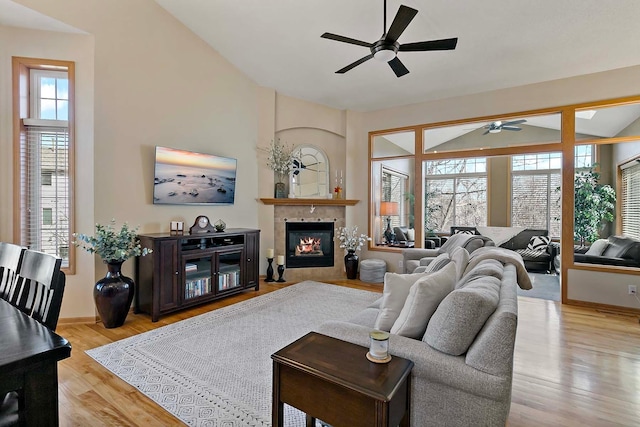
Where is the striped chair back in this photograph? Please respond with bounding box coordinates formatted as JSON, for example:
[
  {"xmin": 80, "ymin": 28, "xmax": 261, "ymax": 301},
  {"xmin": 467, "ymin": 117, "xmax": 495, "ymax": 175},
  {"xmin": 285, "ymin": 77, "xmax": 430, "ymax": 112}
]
[
  {"xmin": 0, "ymin": 243, "xmax": 26, "ymax": 301},
  {"xmin": 13, "ymin": 249, "xmax": 65, "ymax": 331}
]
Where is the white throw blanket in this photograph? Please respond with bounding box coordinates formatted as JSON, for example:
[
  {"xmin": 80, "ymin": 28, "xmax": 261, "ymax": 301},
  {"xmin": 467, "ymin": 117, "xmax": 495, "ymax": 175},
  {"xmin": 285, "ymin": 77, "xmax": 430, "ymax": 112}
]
[
  {"xmin": 476, "ymin": 226, "xmax": 526, "ymax": 247},
  {"xmin": 466, "ymin": 246, "xmax": 533, "ymax": 290}
]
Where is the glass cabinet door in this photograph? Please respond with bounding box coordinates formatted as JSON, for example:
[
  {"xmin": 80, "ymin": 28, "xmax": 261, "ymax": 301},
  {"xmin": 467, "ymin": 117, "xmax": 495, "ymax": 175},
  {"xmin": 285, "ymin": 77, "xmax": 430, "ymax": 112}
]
[
  {"xmin": 183, "ymin": 255, "xmax": 213, "ymax": 301},
  {"xmin": 217, "ymin": 250, "xmax": 243, "ymax": 292}
]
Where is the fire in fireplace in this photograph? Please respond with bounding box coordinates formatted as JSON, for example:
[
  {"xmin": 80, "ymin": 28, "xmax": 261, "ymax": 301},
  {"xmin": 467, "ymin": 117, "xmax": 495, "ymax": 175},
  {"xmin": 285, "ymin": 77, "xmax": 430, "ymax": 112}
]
[{"xmin": 286, "ymin": 222, "xmax": 334, "ymax": 268}]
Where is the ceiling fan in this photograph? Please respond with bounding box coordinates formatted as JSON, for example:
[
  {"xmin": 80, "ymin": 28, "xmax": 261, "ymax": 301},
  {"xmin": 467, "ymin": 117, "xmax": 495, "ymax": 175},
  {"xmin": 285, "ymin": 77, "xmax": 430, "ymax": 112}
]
[
  {"xmin": 483, "ymin": 119, "xmax": 527, "ymax": 135},
  {"xmin": 320, "ymin": 0, "xmax": 458, "ymax": 77}
]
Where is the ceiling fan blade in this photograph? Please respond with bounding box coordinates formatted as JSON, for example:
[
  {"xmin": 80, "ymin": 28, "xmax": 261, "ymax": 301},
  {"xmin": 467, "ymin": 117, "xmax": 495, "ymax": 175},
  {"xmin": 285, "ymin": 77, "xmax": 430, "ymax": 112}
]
[
  {"xmin": 388, "ymin": 57, "xmax": 409, "ymax": 77},
  {"xmin": 482, "ymin": 129, "xmax": 490, "ymax": 135},
  {"xmin": 321, "ymin": 32, "xmax": 372, "ymax": 48},
  {"xmin": 336, "ymin": 54, "xmax": 374, "ymax": 74},
  {"xmin": 385, "ymin": 5, "xmax": 418, "ymax": 43},
  {"xmin": 399, "ymin": 38, "xmax": 458, "ymax": 52},
  {"xmin": 501, "ymin": 119, "xmax": 527, "ymax": 126},
  {"xmin": 502, "ymin": 126, "xmax": 522, "ymax": 131}
]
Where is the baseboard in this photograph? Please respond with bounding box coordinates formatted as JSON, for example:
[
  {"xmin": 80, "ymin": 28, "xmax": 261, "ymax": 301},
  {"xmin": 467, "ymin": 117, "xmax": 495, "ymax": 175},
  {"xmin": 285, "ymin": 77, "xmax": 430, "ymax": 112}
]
[
  {"xmin": 57, "ymin": 316, "xmax": 99, "ymax": 325},
  {"xmin": 565, "ymin": 299, "xmax": 640, "ymax": 317}
]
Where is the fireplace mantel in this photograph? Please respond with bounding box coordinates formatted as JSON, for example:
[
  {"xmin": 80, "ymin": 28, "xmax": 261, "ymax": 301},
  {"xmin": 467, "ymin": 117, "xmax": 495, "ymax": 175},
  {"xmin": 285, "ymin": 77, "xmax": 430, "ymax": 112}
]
[{"xmin": 260, "ymin": 198, "xmax": 359, "ymax": 206}]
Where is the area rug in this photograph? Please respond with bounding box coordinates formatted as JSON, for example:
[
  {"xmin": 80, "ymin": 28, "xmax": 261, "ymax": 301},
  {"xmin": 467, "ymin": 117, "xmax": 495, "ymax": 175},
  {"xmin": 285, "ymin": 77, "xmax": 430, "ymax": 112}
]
[
  {"xmin": 517, "ymin": 272, "xmax": 560, "ymax": 301},
  {"xmin": 86, "ymin": 281, "xmax": 380, "ymax": 426}
]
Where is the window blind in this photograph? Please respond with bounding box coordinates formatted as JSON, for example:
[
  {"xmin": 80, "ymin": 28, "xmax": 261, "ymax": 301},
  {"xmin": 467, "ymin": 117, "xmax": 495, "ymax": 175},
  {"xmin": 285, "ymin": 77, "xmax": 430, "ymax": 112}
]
[
  {"xmin": 621, "ymin": 160, "xmax": 640, "ymax": 239},
  {"xmin": 21, "ymin": 123, "xmax": 70, "ymax": 265}
]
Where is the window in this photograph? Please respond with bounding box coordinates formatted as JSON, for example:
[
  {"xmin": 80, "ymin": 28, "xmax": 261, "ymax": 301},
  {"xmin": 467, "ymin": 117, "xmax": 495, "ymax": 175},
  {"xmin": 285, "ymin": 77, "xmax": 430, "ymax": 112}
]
[
  {"xmin": 511, "ymin": 147, "xmax": 594, "ymax": 238},
  {"xmin": 424, "ymin": 158, "xmax": 487, "ymax": 232},
  {"xmin": 43, "ymin": 208, "xmax": 53, "ymax": 225},
  {"xmin": 381, "ymin": 167, "xmax": 408, "ymax": 237},
  {"xmin": 13, "ymin": 58, "xmax": 74, "ymax": 270},
  {"xmin": 620, "ymin": 159, "xmax": 640, "ymax": 239}
]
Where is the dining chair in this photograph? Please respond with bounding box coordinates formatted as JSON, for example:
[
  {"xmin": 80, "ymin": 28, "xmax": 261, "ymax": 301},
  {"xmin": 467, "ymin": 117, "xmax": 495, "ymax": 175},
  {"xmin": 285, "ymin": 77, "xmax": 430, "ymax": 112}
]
[
  {"xmin": 12, "ymin": 249, "xmax": 65, "ymax": 331},
  {"xmin": 0, "ymin": 242, "xmax": 26, "ymax": 302}
]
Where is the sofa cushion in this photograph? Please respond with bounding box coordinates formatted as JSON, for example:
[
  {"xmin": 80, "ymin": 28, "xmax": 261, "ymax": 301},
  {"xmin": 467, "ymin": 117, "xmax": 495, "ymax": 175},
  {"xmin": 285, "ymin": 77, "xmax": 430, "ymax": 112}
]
[
  {"xmin": 390, "ymin": 263, "xmax": 457, "ymax": 339},
  {"xmin": 373, "ymin": 272, "xmax": 429, "ymax": 331},
  {"xmin": 449, "ymin": 247, "xmax": 470, "ymax": 281},
  {"xmin": 424, "ymin": 276, "xmax": 501, "ymax": 356},
  {"xmin": 457, "ymin": 259, "xmax": 503, "ymax": 289},
  {"xmin": 527, "ymin": 235, "xmax": 550, "ymax": 251},
  {"xmin": 585, "ymin": 239, "xmax": 609, "ymax": 256}
]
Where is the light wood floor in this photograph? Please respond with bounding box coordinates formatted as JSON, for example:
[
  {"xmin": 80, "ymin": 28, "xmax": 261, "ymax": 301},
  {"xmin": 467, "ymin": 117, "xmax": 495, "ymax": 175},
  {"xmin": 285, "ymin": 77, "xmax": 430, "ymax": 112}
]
[{"xmin": 56, "ymin": 279, "xmax": 640, "ymax": 426}]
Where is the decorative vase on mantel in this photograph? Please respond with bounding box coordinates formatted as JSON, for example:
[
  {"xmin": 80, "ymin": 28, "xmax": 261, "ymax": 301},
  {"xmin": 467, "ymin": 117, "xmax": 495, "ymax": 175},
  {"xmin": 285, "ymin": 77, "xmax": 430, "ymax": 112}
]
[
  {"xmin": 274, "ymin": 173, "xmax": 287, "ymax": 199},
  {"xmin": 344, "ymin": 249, "xmax": 359, "ymax": 280},
  {"xmin": 94, "ymin": 261, "xmax": 135, "ymax": 328}
]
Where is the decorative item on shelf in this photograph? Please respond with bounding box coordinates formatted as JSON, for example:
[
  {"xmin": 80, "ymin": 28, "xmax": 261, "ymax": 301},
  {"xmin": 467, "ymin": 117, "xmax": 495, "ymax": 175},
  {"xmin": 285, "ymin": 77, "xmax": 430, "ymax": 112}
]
[
  {"xmin": 334, "ymin": 169, "xmax": 343, "ymax": 199},
  {"xmin": 263, "ymin": 138, "xmax": 295, "ymax": 199},
  {"xmin": 170, "ymin": 221, "xmax": 184, "ymax": 236},
  {"xmin": 380, "ymin": 201, "xmax": 399, "ymax": 244},
  {"xmin": 336, "ymin": 226, "xmax": 371, "ymax": 279},
  {"xmin": 276, "ymin": 255, "xmax": 286, "ymax": 282},
  {"xmin": 73, "ymin": 219, "xmax": 152, "ymax": 328},
  {"xmin": 214, "ymin": 219, "xmax": 226, "ymax": 232},
  {"xmin": 367, "ymin": 330, "xmax": 391, "ymax": 363},
  {"xmin": 189, "ymin": 215, "xmax": 215, "ymax": 234},
  {"xmin": 265, "ymin": 248, "xmax": 275, "ymax": 282}
]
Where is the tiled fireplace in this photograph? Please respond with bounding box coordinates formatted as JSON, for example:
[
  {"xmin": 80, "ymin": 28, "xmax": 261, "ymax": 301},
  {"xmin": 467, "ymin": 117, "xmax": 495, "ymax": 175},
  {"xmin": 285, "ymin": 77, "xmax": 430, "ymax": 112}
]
[{"xmin": 274, "ymin": 205, "xmax": 346, "ymax": 282}]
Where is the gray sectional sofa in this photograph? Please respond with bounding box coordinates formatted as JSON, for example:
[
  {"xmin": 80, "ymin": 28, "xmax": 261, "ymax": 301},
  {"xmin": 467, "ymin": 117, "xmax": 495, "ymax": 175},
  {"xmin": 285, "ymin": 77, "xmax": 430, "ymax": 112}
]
[{"xmin": 317, "ymin": 248, "xmax": 526, "ymax": 426}]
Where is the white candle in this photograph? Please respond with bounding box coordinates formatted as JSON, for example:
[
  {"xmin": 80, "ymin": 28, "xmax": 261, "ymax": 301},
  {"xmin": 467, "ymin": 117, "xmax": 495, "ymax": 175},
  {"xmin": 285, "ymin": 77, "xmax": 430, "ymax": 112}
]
[
  {"xmin": 266, "ymin": 248, "xmax": 274, "ymax": 258},
  {"xmin": 277, "ymin": 255, "xmax": 285, "ymax": 265}
]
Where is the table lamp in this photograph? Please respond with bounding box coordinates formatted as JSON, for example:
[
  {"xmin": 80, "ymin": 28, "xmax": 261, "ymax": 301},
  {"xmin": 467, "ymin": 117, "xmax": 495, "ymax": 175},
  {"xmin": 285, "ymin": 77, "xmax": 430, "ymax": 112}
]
[{"xmin": 380, "ymin": 201, "xmax": 399, "ymax": 244}]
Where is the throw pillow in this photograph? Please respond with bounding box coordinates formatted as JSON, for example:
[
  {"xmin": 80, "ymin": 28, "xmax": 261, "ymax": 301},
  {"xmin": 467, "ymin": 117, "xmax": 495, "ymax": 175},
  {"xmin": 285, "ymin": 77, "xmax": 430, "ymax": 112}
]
[
  {"xmin": 585, "ymin": 239, "xmax": 610, "ymax": 256},
  {"xmin": 390, "ymin": 263, "xmax": 457, "ymax": 339},
  {"xmin": 455, "ymin": 229, "xmax": 475, "ymax": 235},
  {"xmin": 449, "ymin": 246, "xmax": 470, "ymax": 281},
  {"xmin": 423, "ymin": 276, "xmax": 501, "ymax": 356},
  {"xmin": 527, "ymin": 235, "xmax": 550, "ymax": 251},
  {"xmin": 373, "ymin": 272, "xmax": 429, "ymax": 332}
]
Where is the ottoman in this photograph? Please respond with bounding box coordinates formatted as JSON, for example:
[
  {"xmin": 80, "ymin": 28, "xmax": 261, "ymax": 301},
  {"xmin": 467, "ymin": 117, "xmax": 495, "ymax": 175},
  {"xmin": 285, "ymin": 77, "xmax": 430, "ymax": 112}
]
[{"xmin": 359, "ymin": 258, "xmax": 386, "ymax": 283}]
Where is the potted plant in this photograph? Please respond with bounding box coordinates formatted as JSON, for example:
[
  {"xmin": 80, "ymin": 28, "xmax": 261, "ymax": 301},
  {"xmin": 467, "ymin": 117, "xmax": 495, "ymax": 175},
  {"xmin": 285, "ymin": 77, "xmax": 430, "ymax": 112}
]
[
  {"xmin": 73, "ymin": 220, "xmax": 152, "ymax": 328},
  {"xmin": 263, "ymin": 138, "xmax": 295, "ymax": 198},
  {"xmin": 573, "ymin": 165, "xmax": 616, "ymax": 246},
  {"xmin": 336, "ymin": 226, "xmax": 371, "ymax": 279}
]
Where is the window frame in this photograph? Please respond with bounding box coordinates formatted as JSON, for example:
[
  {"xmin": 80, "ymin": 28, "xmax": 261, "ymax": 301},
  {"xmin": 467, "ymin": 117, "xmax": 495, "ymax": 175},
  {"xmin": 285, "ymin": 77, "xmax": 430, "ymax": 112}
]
[
  {"xmin": 12, "ymin": 57, "xmax": 76, "ymax": 274},
  {"xmin": 424, "ymin": 157, "xmax": 488, "ymax": 233}
]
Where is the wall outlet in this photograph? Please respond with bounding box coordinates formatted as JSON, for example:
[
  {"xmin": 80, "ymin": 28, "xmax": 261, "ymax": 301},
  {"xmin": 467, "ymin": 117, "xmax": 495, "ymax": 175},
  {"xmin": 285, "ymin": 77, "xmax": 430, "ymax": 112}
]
[{"xmin": 629, "ymin": 285, "xmax": 637, "ymax": 295}]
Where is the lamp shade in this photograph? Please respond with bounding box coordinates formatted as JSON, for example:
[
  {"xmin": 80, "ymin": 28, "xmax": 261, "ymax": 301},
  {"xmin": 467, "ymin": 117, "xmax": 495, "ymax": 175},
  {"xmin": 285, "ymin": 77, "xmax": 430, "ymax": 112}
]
[{"xmin": 380, "ymin": 201, "xmax": 399, "ymax": 216}]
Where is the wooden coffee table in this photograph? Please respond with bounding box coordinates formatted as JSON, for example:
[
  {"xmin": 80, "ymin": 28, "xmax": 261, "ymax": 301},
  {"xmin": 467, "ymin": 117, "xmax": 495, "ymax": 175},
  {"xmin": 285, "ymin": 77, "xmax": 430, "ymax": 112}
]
[{"xmin": 271, "ymin": 332, "xmax": 413, "ymax": 427}]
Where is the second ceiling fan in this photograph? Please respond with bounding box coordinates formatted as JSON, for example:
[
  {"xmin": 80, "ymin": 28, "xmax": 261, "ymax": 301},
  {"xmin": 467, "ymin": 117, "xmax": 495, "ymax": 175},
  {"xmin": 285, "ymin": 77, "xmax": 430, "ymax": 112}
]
[{"xmin": 321, "ymin": 0, "xmax": 458, "ymax": 77}]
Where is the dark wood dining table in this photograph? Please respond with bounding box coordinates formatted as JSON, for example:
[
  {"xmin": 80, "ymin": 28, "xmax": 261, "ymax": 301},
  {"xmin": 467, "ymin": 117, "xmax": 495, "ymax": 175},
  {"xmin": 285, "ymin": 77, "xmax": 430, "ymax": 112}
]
[{"xmin": 0, "ymin": 299, "xmax": 71, "ymax": 426}]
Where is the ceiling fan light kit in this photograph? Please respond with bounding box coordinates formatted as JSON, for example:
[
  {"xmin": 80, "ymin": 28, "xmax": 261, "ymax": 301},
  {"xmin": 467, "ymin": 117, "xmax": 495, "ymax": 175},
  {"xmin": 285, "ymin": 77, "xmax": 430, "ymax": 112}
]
[{"xmin": 321, "ymin": 0, "xmax": 458, "ymax": 77}]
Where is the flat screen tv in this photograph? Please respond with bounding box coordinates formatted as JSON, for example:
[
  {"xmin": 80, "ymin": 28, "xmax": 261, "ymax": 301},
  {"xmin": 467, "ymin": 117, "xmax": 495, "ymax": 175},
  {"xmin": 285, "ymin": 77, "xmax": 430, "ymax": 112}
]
[{"xmin": 153, "ymin": 146, "xmax": 237, "ymax": 205}]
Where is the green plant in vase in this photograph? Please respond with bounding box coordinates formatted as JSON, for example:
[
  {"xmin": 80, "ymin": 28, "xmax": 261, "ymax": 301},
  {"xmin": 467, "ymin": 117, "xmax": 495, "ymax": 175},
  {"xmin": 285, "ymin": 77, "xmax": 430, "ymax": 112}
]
[
  {"xmin": 73, "ymin": 219, "xmax": 152, "ymax": 328},
  {"xmin": 573, "ymin": 165, "xmax": 616, "ymax": 246}
]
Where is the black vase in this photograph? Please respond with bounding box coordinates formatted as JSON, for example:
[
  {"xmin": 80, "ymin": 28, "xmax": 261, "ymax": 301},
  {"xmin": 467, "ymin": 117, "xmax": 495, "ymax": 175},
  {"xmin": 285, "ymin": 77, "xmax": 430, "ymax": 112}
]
[
  {"xmin": 94, "ymin": 261, "xmax": 135, "ymax": 328},
  {"xmin": 344, "ymin": 250, "xmax": 359, "ymax": 280}
]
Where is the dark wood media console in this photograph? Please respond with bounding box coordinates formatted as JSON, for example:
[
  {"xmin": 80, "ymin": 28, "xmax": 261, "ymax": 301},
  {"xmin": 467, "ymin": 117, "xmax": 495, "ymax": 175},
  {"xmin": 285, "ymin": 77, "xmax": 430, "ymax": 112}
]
[{"xmin": 135, "ymin": 229, "xmax": 260, "ymax": 321}]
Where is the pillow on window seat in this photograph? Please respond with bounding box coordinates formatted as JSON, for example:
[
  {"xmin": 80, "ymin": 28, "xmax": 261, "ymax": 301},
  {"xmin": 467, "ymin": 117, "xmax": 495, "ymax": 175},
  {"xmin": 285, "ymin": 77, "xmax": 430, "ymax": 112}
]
[
  {"xmin": 585, "ymin": 239, "xmax": 610, "ymax": 256},
  {"xmin": 527, "ymin": 235, "xmax": 550, "ymax": 251}
]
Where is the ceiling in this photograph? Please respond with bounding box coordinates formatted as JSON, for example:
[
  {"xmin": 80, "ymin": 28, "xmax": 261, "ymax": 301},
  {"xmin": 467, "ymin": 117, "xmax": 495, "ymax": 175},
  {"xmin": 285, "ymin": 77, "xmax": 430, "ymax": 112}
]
[
  {"xmin": 152, "ymin": 0, "xmax": 640, "ymax": 112},
  {"xmin": 4, "ymin": 0, "xmax": 640, "ymax": 116}
]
